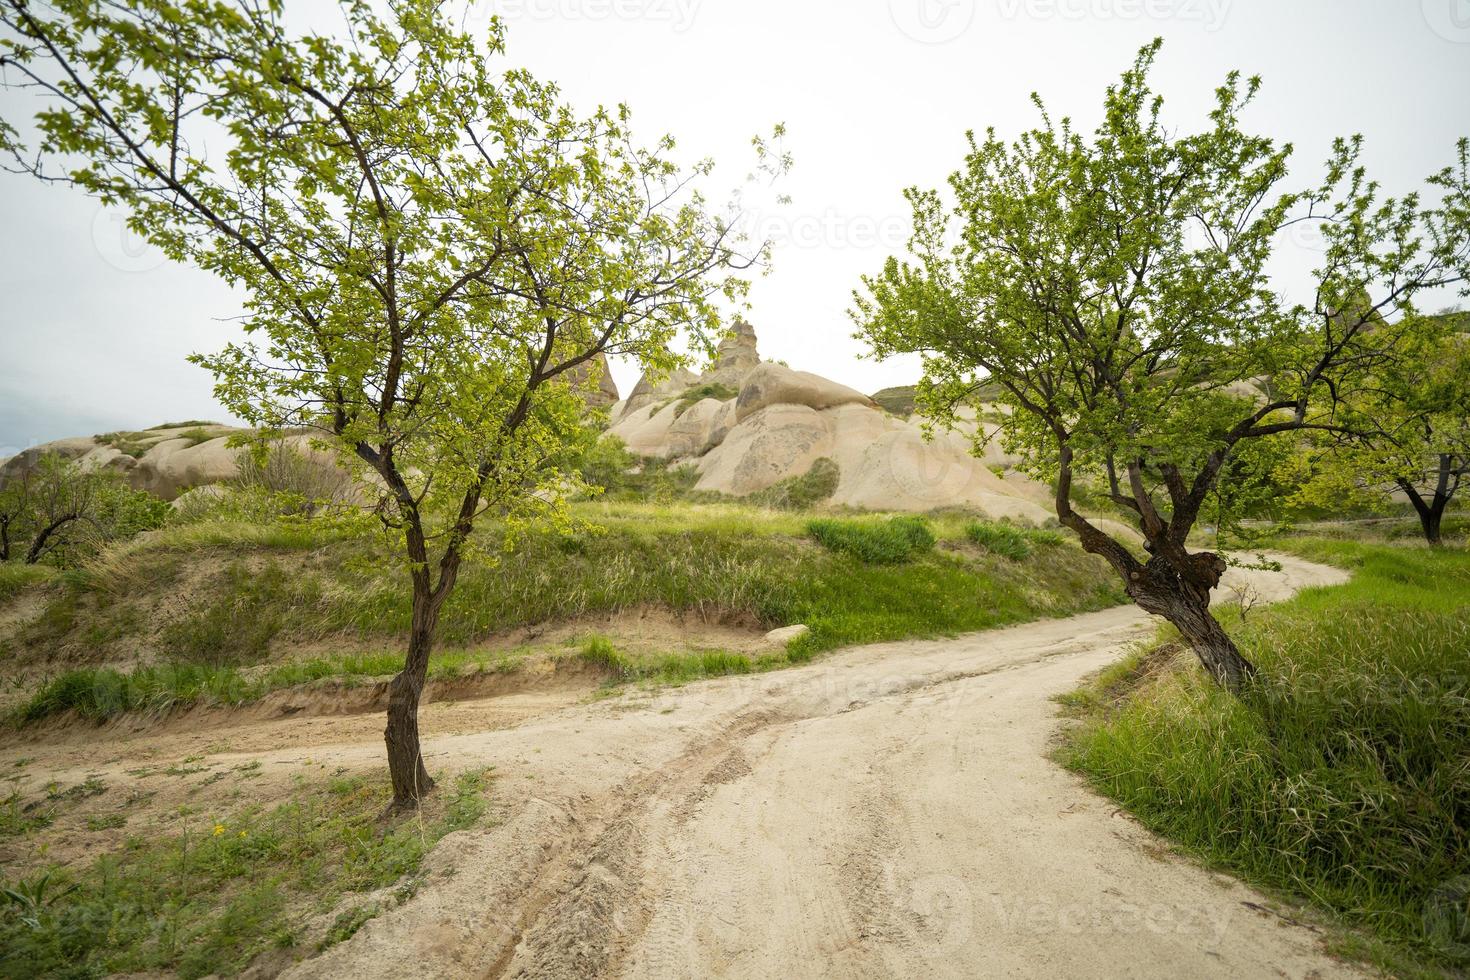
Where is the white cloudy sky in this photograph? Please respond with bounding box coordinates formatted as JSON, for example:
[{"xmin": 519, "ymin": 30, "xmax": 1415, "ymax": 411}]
[{"xmin": 2, "ymin": 0, "xmax": 1468, "ymax": 453}]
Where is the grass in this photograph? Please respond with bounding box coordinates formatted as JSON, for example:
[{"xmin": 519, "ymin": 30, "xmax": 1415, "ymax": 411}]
[
  {"xmin": 0, "ymin": 769, "xmax": 491, "ymax": 978},
  {"xmin": 0, "ymin": 565, "xmax": 52, "ymax": 603},
  {"xmin": 746, "ymin": 457, "xmax": 839, "ymax": 510},
  {"xmin": 5, "ymin": 503, "xmax": 1126, "ymax": 725},
  {"xmin": 576, "ymin": 635, "xmax": 791, "ymax": 685},
  {"xmin": 11, "ymin": 645, "xmax": 535, "ymax": 725},
  {"xmin": 145, "ymin": 420, "xmax": 219, "ymax": 431},
  {"xmin": 807, "ymin": 515, "xmax": 936, "ymax": 564},
  {"xmin": 671, "ymin": 381, "xmax": 738, "ymax": 416},
  {"xmin": 964, "ymin": 519, "xmax": 1065, "ymax": 561},
  {"xmin": 1058, "ymin": 539, "xmax": 1470, "ymax": 977}
]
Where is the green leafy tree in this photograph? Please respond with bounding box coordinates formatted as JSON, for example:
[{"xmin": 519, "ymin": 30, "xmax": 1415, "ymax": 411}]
[
  {"xmin": 0, "ymin": 454, "xmax": 167, "ymax": 564},
  {"xmin": 1293, "ymin": 311, "xmax": 1470, "ymax": 545},
  {"xmin": 0, "ymin": 0, "xmax": 780, "ymax": 805},
  {"xmin": 852, "ymin": 42, "xmax": 1469, "ymax": 689}
]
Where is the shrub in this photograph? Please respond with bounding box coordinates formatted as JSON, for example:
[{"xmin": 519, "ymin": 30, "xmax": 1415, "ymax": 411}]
[
  {"xmin": 233, "ymin": 441, "xmax": 357, "ymax": 515},
  {"xmin": 0, "ymin": 454, "xmax": 167, "ymax": 567},
  {"xmin": 807, "ymin": 515, "xmax": 935, "ymax": 564},
  {"xmin": 748, "ymin": 458, "xmax": 840, "ymax": 510},
  {"xmin": 672, "ymin": 382, "xmax": 738, "ymax": 417},
  {"xmin": 964, "ymin": 520, "xmax": 1063, "ymax": 560}
]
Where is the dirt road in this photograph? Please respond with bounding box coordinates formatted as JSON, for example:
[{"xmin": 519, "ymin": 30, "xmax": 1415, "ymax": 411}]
[
  {"xmin": 271, "ymin": 553, "xmax": 1352, "ymax": 979},
  {"xmin": 4, "ymin": 554, "xmax": 1360, "ymax": 978}
]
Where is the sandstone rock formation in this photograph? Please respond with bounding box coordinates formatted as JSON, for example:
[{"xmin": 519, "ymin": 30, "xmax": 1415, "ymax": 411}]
[
  {"xmin": 604, "ymin": 320, "xmax": 1074, "ymax": 523},
  {"xmin": 701, "ymin": 318, "xmax": 760, "ymax": 388},
  {"xmin": 564, "ymin": 352, "xmax": 620, "ymax": 409},
  {"xmin": 0, "ymin": 424, "xmax": 351, "ymax": 501},
  {"xmin": 733, "ymin": 363, "xmax": 875, "ymax": 422},
  {"xmin": 621, "ymin": 367, "xmax": 699, "ymax": 417}
]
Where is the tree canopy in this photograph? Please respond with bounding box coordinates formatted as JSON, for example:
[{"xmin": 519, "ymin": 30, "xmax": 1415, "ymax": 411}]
[
  {"xmin": 853, "ymin": 41, "xmax": 1470, "ymax": 687},
  {"xmin": 1, "ymin": 0, "xmax": 782, "ymax": 803},
  {"xmin": 1292, "ymin": 309, "xmax": 1470, "ymax": 544}
]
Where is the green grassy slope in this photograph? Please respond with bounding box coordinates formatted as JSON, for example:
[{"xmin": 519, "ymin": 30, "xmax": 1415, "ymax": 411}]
[
  {"xmin": 1059, "ymin": 540, "xmax": 1470, "ymax": 977},
  {"xmin": 2, "ymin": 504, "xmax": 1123, "ymax": 724}
]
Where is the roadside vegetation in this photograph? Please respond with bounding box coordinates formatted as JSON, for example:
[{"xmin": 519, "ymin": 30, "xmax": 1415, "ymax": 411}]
[
  {"xmin": 0, "ymin": 504, "xmax": 1123, "ymax": 726},
  {"xmin": 1059, "ymin": 538, "xmax": 1470, "ymax": 977},
  {"xmin": 0, "ymin": 768, "xmax": 490, "ymax": 979}
]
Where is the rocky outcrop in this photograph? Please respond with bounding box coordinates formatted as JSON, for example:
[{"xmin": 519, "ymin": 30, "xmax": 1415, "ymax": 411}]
[
  {"xmin": 701, "ymin": 318, "xmax": 761, "ymax": 389},
  {"xmin": 622, "ymin": 367, "xmax": 699, "ymax": 417},
  {"xmin": 734, "ymin": 363, "xmax": 876, "ymax": 422},
  {"xmin": 597, "ymin": 318, "xmax": 1074, "ymax": 521},
  {"xmin": 694, "ymin": 402, "xmax": 1052, "ymax": 520},
  {"xmin": 564, "ymin": 353, "xmax": 620, "ymax": 410},
  {"xmin": 0, "ymin": 424, "xmax": 354, "ymax": 501}
]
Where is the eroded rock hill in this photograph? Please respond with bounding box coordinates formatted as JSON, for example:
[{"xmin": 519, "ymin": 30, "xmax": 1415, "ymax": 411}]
[{"xmin": 608, "ymin": 321, "xmax": 1062, "ymax": 522}]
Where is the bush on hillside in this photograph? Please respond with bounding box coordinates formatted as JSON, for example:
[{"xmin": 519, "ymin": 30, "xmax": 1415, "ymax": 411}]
[
  {"xmin": 748, "ymin": 458, "xmax": 840, "ymax": 511},
  {"xmin": 807, "ymin": 515, "xmax": 935, "ymax": 564},
  {"xmin": 964, "ymin": 520, "xmax": 1064, "ymax": 560},
  {"xmin": 233, "ymin": 441, "xmax": 357, "ymax": 515},
  {"xmin": 0, "ymin": 454, "xmax": 167, "ymax": 567}
]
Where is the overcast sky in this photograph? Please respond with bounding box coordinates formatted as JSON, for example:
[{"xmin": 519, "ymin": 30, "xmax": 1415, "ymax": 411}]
[{"xmin": 2, "ymin": 0, "xmax": 1467, "ymax": 453}]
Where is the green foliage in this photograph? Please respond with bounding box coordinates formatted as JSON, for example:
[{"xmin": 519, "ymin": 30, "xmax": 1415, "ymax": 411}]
[
  {"xmin": 563, "ymin": 435, "xmax": 639, "ymax": 498},
  {"xmin": 0, "ymin": 454, "xmax": 166, "ymax": 567},
  {"xmin": 964, "ymin": 520, "xmax": 1063, "ymax": 560},
  {"xmin": 0, "ymin": 770, "xmax": 491, "ymax": 978},
  {"xmin": 159, "ymin": 561, "xmax": 321, "ymax": 667},
  {"xmin": 852, "ymin": 39, "xmax": 1470, "ymax": 571},
  {"xmin": 672, "ymin": 382, "xmax": 738, "ymax": 416},
  {"xmin": 1289, "ymin": 314, "xmax": 1470, "ymax": 541},
  {"xmin": 807, "ymin": 515, "xmax": 935, "ymax": 564},
  {"xmin": 747, "ymin": 458, "xmax": 840, "ymax": 510},
  {"xmin": 1061, "ymin": 541, "xmax": 1470, "ymax": 975},
  {"xmin": 869, "ymin": 385, "xmax": 917, "ymax": 417}
]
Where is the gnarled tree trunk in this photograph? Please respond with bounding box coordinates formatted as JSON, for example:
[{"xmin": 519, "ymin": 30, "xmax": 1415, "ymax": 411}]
[{"xmin": 1127, "ymin": 554, "xmax": 1255, "ymax": 691}]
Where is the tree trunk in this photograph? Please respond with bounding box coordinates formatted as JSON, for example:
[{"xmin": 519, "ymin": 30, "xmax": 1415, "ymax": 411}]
[
  {"xmin": 1401, "ymin": 462, "xmax": 1454, "ymax": 548},
  {"xmin": 25, "ymin": 514, "xmax": 79, "ymax": 565},
  {"xmin": 1418, "ymin": 502, "xmax": 1445, "ymax": 547},
  {"xmin": 1128, "ymin": 558, "xmax": 1256, "ymax": 692},
  {"xmin": 385, "ymin": 582, "xmax": 439, "ymax": 808},
  {"xmin": 1405, "ymin": 488, "xmax": 1447, "ymax": 547}
]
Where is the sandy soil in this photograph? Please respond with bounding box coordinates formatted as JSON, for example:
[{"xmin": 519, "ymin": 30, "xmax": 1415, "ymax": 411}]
[{"xmin": 2, "ymin": 554, "xmax": 1363, "ymax": 978}]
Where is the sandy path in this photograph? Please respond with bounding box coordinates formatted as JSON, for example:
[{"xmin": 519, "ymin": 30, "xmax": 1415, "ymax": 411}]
[
  {"xmin": 269, "ymin": 553, "xmax": 1355, "ymax": 979},
  {"xmin": 3, "ymin": 554, "xmax": 1361, "ymax": 978}
]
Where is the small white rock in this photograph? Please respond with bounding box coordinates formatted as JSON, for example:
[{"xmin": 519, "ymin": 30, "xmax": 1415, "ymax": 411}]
[{"xmin": 763, "ymin": 624, "xmax": 810, "ymax": 646}]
